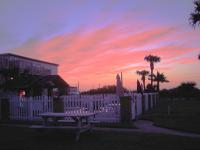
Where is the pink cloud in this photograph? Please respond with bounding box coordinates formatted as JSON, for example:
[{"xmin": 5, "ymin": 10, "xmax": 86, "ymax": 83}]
[{"xmin": 13, "ymin": 19, "xmax": 200, "ymax": 90}]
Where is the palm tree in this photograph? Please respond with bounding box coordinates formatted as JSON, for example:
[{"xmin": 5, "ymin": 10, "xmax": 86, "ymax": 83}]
[
  {"xmin": 189, "ymin": 1, "xmax": 200, "ymax": 61},
  {"xmin": 153, "ymin": 72, "xmax": 169, "ymax": 92},
  {"xmin": 190, "ymin": 0, "xmax": 200, "ymax": 27},
  {"xmin": 144, "ymin": 54, "xmax": 160, "ymax": 86},
  {"xmin": 136, "ymin": 70, "xmax": 149, "ymax": 91}
]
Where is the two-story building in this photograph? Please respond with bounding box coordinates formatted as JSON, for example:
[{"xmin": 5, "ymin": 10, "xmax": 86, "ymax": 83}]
[{"xmin": 0, "ymin": 53, "xmax": 69, "ymax": 97}]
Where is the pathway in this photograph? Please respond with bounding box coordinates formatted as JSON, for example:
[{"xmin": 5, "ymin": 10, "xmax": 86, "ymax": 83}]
[
  {"xmin": 133, "ymin": 120, "xmax": 200, "ymax": 138},
  {"xmin": 94, "ymin": 120, "xmax": 200, "ymax": 138}
]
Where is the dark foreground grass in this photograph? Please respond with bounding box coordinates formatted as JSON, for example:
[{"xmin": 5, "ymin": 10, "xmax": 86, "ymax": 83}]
[
  {"xmin": 0, "ymin": 126, "xmax": 200, "ymax": 150},
  {"xmin": 141, "ymin": 98, "xmax": 200, "ymax": 133}
]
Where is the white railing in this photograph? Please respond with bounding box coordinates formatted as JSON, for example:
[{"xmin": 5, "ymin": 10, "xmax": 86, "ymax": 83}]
[
  {"xmin": 1, "ymin": 93, "xmax": 158, "ymax": 123},
  {"xmin": 62, "ymin": 94, "xmax": 120, "ymax": 123},
  {"xmin": 9, "ymin": 96, "xmax": 53, "ymax": 120},
  {"xmin": 127, "ymin": 92, "xmax": 158, "ymax": 119}
]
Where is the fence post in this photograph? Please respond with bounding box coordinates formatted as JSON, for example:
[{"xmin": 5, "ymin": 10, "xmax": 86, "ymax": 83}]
[
  {"xmin": 120, "ymin": 96, "xmax": 132, "ymax": 124},
  {"xmin": 0, "ymin": 98, "xmax": 10, "ymax": 121},
  {"xmin": 53, "ymin": 96, "xmax": 64, "ymax": 113},
  {"xmin": 156, "ymin": 93, "xmax": 159, "ymax": 107},
  {"xmin": 28, "ymin": 97, "xmax": 33, "ymax": 120},
  {"xmin": 144, "ymin": 94, "xmax": 148, "ymax": 111},
  {"xmin": 142, "ymin": 94, "xmax": 145, "ymax": 114},
  {"xmin": 137, "ymin": 94, "xmax": 142, "ymax": 116},
  {"xmin": 148, "ymin": 94, "xmax": 151, "ymax": 109},
  {"xmin": 88, "ymin": 100, "xmax": 93, "ymax": 112},
  {"xmin": 152, "ymin": 94, "xmax": 155, "ymax": 108}
]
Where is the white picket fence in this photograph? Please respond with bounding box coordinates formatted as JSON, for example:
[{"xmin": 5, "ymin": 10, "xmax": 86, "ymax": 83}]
[
  {"xmin": 9, "ymin": 96, "xmax": 53, "ymax": 120},
  {"xmin": 2, "ymin": 93, "xmax": 158, "ymax": 123},
  {"xmin": 128, "ymin": 93, "xmax": 158, "ymax": 120},
  {"xmin": 62, "ymin": 94, "xmax": 120, "ymax": 123}
]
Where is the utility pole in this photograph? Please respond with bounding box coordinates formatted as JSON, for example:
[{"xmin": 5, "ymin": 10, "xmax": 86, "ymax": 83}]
[
  {"xmin": 121, "ymin": 72, "xmax": 123, "ymax": 88},
  {"xmin": 77, "ymin": 81, "xmax": 79, "ymax": 93}
]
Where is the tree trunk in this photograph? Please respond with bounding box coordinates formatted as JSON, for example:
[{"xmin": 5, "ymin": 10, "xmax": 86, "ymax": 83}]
[
  {"xmin": 143, "ymin": 79, "xmax": 146, "ymax": 91},
  {"xmin": 150, "ymin": 62, "xmax": 154, "ymax": 87},
  {"xmin": 150, "ymin": 68, "xmax": 153, "ymax": 86},
  {"xmin": 157, "ymin": 81, "xmax": 160, "ymax": 92}
]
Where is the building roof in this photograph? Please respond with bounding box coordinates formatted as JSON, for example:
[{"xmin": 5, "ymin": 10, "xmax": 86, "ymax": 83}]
[
  {"xmin": 2, "ymin": 75, "xmax": 69, "ymax": 89},
  {"xmin": 30, "ymin": 75, "xmax": 69, "ymax": 88},
  {"xmin": 0, "ymin": 53, "xmax": 59, "ymax": 66}
]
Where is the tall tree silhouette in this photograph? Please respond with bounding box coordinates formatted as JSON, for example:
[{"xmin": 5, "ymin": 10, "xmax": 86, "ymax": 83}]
[
  {"xmin": 190, "ymin": 0, "xmax": 200, "ymax": 27},
  {"xmin": 153, "ymin": 72, "xmax": 169, "ymax": 92},
  {"xmin": 189, "ymin": 1, "xmax": 200, "ymax": 60},
  {"xmin": 136, "ymin": 70, "xmax": 149, "ymax": 91},
  {"xmin": 144, "ymin": 54, "xmax": 160, "ymax": 87}
]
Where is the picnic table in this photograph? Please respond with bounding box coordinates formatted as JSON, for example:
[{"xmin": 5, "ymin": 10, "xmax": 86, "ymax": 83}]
[{"xmin": 31, "ymin": 111, "xmax": 97, "ymax": 141}]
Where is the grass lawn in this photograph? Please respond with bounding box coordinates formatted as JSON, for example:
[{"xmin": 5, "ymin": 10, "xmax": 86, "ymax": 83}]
[
  {"xmin": 0, "ymin": 126, "xmax": 200, "ymax": 150},
  {"xmin": 141, "ymin": 98, "xmax": 200, "ymax": 133}
]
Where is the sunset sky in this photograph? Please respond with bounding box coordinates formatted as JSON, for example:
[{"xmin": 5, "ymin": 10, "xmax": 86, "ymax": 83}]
[{"xmin": 0, "ymin": 0, "xmax": 200, "ymax": 91}]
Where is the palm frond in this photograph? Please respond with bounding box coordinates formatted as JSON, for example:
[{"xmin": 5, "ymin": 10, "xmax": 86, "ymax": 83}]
[
  {"xmin": 144, "ymin": 54, "xmax": 161, "ymax": 63},
  {"xmin": 190, "ymin": 13, "xmax": 200, "ymax": 27},
  {"xmin": 153, "ymin": 72, "xmax": 169, "ymax": 83},
  {"xmin": 136, "ymin": 70, "xmax": 149, "ymax": 76},
  {"xmin": 194, "ymin": 0, "xmax": 200, "ymax": 12},
  {"xmin": 190, "ymin": 0, "xmax": 200, "ymax": 27}
]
